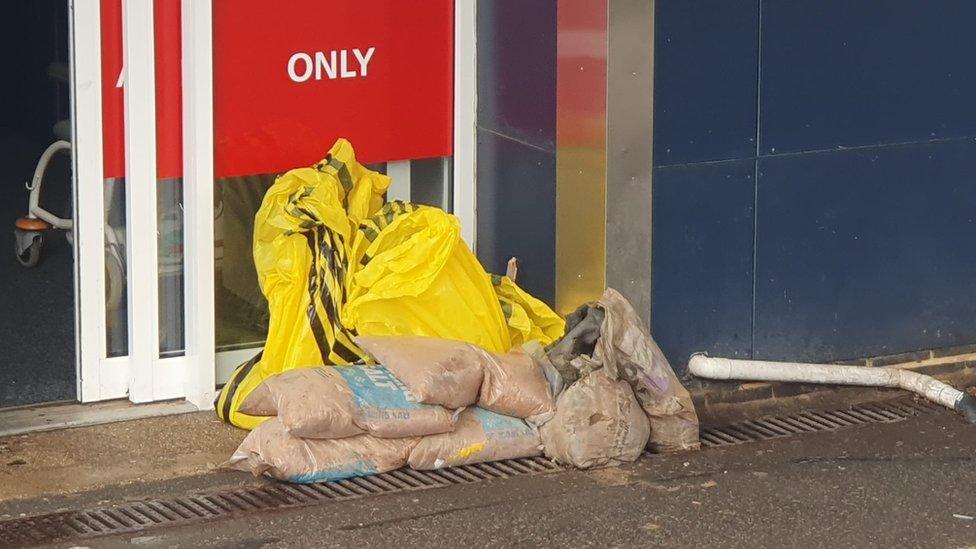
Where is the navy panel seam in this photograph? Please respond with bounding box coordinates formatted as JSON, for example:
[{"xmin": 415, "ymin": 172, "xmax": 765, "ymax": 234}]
[
  {"xmin": 477, "ymin": 126, "xmax": 555, "ymax": 154},
  {"xmin": 751, "ymin": 0, "xmax": 764, "ymax": 359}
]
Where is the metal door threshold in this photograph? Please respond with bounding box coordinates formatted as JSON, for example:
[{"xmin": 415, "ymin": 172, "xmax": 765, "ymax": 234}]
[
  {"xmin": 0, "ymin": 395, "xmax": 941, "ymax": 547},
  {"xmin": 0, "ymin": 399, "xmax": 198, "ymax": 437}
]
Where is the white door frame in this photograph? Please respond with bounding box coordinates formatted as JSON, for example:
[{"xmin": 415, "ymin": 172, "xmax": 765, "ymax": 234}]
[
  {"xmin": 454, "ymin": 0, "xmax": 477, "ymax": 247},
  {"xmin": 121, "ymin": 0, "xmax": 163, "ymax": 403},
  {"xmin": 73, "ymin": 0, "xmax": 127, "ymax": 403},
  {"xmin": 72, "ymin": 0, "xmax": 214, "ymax": 407},
  {"xmin": 121, "ymin": 0, "xmax": 213, "ymax": 406},
  {"xmin": 180, "ymin": 0, "xmax": 217, "ymax": 409},
  {"xmin": 123, "ymin": 0, "xmax": 216, "ymax": 407}
]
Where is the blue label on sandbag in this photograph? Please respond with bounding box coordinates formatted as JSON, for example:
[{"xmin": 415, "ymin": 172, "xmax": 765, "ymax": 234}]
[
  {"xmin": 471, "ymin": 407, "xmax": 534, "ymax": 441},
  {"xmin": 287, "ymin": 458, "xmax": 378, "ymax": 484},
  {"xmin": 335, "ymin": 365, "xmax": 423, "ymax": 412}
]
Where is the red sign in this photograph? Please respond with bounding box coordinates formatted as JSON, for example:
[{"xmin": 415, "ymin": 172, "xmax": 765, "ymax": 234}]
[
  {"xmin": 99, "ymin": 0, "xmax": 183, "ymax": 180},
  {"xmin": 154, "ymin": 0, "xmax": 183, "ymax": 180},
  {"xmin": 100, "ymin": 0, "xmax": 125, "ymax": 179},
  {"xmin": 213, "ymin": 0, "xmax": 454, "ymax": 178}
]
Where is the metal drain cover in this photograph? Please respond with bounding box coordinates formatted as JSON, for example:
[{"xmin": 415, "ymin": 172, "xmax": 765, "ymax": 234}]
[
  {"xmin": 0, "ymin": 395, "xmax": 942, "ymax": 547},
  {"xmin": 0, "ymin": 457, "xmax": 560, "ymax": 548},
  {"xmin": 698, "ymin": 395, "xmax": 940, "ymax": 448}
]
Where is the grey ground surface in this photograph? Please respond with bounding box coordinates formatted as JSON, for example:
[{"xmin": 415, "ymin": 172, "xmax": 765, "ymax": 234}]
[
  {"xmin": 6, "ymin": 407, "xmax": 974, "ymax": 548},
  {"xmin": 0, "ymin": 130, "xmax": 76, "ymax": 407}
]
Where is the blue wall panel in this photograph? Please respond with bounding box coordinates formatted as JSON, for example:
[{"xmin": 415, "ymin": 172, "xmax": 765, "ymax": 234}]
[
  {"xmin": 475, "ymin": 0, "xmax": 557, "ymax": 304},
  {"xmin": 754, "ymin": 140, "xmax": 976, "ymax": 361},
  {"xmin": 652, "ymin": 160, "xmax": 756, "ymax": 373},
  {"xmin": 761, "ymin": 0, "xmax": 976, "ymax": 154},
  {"xmin": 654, "ymin": 0, "xmax": 976, "ymax": 367},
  {"xmin": 476, "ymin": 131, "xmax": 556, "ymax": 303},
  {"xmin": 654, "ymin": 0, "xmax": 759, "ymax": 167},
  {"xmin": 477, "ymin": 0, "xmax": 557, "ymax": 151}
]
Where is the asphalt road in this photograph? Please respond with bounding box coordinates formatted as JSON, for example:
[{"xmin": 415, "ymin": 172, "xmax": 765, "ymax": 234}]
[{"xmin": 22, "ymin": 409, "xmax": 976, "ymax": 548}]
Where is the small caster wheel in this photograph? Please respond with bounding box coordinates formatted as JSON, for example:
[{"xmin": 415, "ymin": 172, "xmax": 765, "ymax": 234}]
[{"xmin": 15, "ymin": 231, "xmax": 43, "ymax": 267}]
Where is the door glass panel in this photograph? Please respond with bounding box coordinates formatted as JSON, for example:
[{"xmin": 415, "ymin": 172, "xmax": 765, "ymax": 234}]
[
  {"xmin": 215, "ymin": 175, "xmax": 274, "ymax": 352},
  {"xmin": 100, "ymin": 0, "xmax": 127, "ymax": 357},
  {"xmin": 156, "ymin": 178, "xmax": 184, "ymax": 356},
  {"xmin": 155, "ymin": 0, "xmax": 185, "ymax": 357}
]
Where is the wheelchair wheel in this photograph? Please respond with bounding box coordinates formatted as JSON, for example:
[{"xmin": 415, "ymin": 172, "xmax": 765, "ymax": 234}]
[{"xmin": 104, "ymin": 245, "xmax": 126, "ymax": 311}]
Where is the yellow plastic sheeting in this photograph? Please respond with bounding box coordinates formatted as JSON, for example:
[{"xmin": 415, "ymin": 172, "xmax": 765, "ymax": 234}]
[
  {"xmin": 490, "ymin": 274, "xmax": 566, "ymax": 348},
  {"xmin": 216, "ymin": 139, "xmax": 386, "ymax": 430},
  {"xmin": 216, "ymin": 138, "xmax": 565, "ymax": 430},
  {"xmin": 344, "ymin": 206, "xmax": 512, "ymax": 353}
]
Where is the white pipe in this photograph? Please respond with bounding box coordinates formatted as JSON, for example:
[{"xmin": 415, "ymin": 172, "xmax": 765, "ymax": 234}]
[{"xmin": 688, "ymin": 354, "xmax": 976, "ymax": 423}]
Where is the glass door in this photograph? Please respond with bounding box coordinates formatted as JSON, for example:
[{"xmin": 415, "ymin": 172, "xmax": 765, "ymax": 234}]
[
  {"xmin": 72, "ymin": 0, "xmax": 479, "ymax": 404},
  {"xmin": 73, "ymin": 0, "xmax": 214, "ymax": 408},
  {"xmin": 73, "ymin": 0, "xmax": 127, "ymax": 403}
]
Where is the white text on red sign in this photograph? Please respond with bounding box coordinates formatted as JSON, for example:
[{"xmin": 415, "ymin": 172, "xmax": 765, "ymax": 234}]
[{"xmin": 287, "ymin": 48, "xmax": 376, "ymax": 82}]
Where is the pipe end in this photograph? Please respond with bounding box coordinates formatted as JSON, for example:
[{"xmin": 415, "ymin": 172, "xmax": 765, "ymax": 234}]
[
  {"xmin": 687, "ymin": 352, "xmax": 734, "ymax": 380},
  {"xmin": 687, "ymin": 353, "xmax": 708, "ymax": 375},
  {"xmin": 955, "ymin": 393, "xmax": 976, "ymax": 424}
]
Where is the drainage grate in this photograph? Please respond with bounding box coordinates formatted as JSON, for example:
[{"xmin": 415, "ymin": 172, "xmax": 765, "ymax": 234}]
[
  {"xmin": 0, "ymin": 457, "xmax": 560, "ymax": 548},
  {"xmin": 697, "ymin": 395, "xmax": 941, "ymax": 448},
  {"xmin": 0, "ymin": 395, "xmax": 943, "ymax": 547}
]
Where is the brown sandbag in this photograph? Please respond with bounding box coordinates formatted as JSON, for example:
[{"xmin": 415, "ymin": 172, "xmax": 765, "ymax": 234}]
[
  {"xmin": 238, "ymin": 381, "xmax": 276, "ymax": 417},
  {"xmin": 539, "ymin": 370, "xmax": 650, "ymax": 469},
  {"xmin": 477, "ymin": 347, "xmax": 554, "ymax": 419},
  {"xmin": 356, "ymin": 335, "xmax": 484, "ymax": 409},
  {"xmin": 238, "ymin": 365, "xmax": 458, "ymax": 439},
  {"xmin": 408, "ymin": 408, "xmax": 542, "ymax": 470},
  {"xmin": 225, "ymin": 417, "xmax": 417, "ymax": 483},
  {"xmin": 593, "ymin": 289, "xmax": 700, "ymax": 452},
  {"xmin": 551, "ymin": 289, "xmax": 700, "ymax": 453}
]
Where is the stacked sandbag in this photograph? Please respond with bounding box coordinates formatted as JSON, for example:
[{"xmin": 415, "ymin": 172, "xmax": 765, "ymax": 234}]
[
  {"xmin": 585, "ymin": 289, "xmax": 699, "ymax": 453},
  {"xmin": 238, "ymin": 365, "xmax": 458, "ymax": 439},
  {"xmin": 538, "ymin": 371, "xmax": 650, "ymax": 469},
  {"xmin": 408, "ymin": 408, "xmax": 542, "ymax": 470},
  {"xmin": 356, "ymin": 335, "xmax": 555, "ymax": 419},
  {"xmin": 544, "ymin": 289, "xmax": 699, "ymax": 455},
  {"xmin": 225, "ymin": 417, "xmax": 417, "ymax": 483},
  {"xmin": 228, "ymin": 336, "xmax": 555, "ymax": 484},
  {"xmin": 356, "ymin": 335, "xmax": 485, "ymax": 409},
  {"xmin": 476, "ymin": 346, "xmax": 555, "ymax": 421},
  {"xmin": 358, "ymin": 335, "xmax": 549, "ymax": 468}
]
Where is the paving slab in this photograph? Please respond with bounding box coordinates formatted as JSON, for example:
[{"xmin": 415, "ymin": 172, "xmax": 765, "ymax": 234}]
[{"xmin": 0, "ymin": 411, "xmax": 245, "ymax": 503}]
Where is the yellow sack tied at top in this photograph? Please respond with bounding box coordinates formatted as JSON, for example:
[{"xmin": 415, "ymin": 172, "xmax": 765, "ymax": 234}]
[{"xmin": 216, "ymin": 138, "xmax": 565, "ymax": 429}]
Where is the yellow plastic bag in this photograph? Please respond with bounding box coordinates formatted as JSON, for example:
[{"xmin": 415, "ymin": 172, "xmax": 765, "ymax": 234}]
[
  {"xmin": 216, "ymin": 139, "xmax": 565, "ymax": 430},
  {"xmin": 217, "ymin": 139, "xmax": 385, "ymax": 429},
  {"xmin": 344, "ymin": 206, "xmax": 512, "ymax": 352}
]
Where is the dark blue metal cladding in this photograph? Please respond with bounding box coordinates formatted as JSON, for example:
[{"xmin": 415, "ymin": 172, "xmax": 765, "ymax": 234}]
[
  {"xmin": 761, "ymin": 0, "xmax": 976, "ymax": 154},
  {"xmin": 653, "ymin": 0, "xmax": 976, "ymax": 367},
  {"xmin": 476, "ymin": 0, "xmax": 557, "ymax": 303},
  {"xmin": 652, "ymin": 160, "xmax": 756, "ymax": 373},
  {"xmin": 755, "ymin": 141, "xmax": 976, "ymax": 361},
  {"xmin": 652, "ymin": 0, "xmax": 760, "ymax": 368},
  {"xmin": 476, "ymin": 131, "xmax": 556, "ymax": 304},
  {"xmin": 653, "ymin": 0, "xmax": 760, "ymax": 166},
  {"xmin": 477, "ymin": 0, "xmax": 557, "ymax": 150}
]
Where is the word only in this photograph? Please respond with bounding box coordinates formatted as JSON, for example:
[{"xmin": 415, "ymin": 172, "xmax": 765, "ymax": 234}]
[{"xmin": 287, "ymin": 48, "xmax": 376, "ymax": 82}]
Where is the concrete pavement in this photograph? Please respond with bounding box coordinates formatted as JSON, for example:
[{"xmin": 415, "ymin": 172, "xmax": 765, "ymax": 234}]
[{"xmin": 5, "ymin": 407, "xmax": 974, "ymax": 548}]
